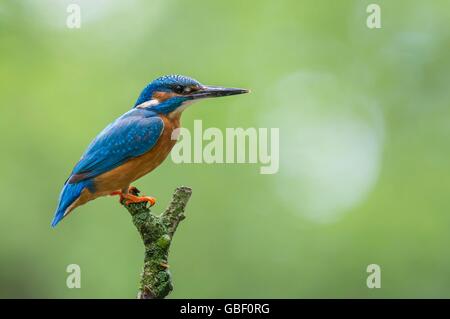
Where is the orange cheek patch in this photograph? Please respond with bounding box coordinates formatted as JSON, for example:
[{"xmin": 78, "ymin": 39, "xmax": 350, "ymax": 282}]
[{"xmin": 153, "ymin": 91, "xmax": 179, "ymax": 102}]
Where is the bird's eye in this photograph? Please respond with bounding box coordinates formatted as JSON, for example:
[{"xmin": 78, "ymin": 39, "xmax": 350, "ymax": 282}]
[{"xmin": 173, "ymin": 85, "xmax": 184, "ymax": 94}]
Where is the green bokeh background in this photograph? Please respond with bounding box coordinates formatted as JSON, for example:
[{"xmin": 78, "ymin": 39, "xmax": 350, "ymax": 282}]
[{"xmin": 1, "ymin": 0, "xmax": 449, "ymax": 298}]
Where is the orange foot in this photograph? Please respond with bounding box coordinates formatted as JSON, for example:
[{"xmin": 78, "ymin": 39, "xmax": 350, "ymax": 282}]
[
  {"xmin": 122, "ymin": 193, "xmax": 156, "ymax": 207},
  {"xmin": 110, "ymin": 187, "xmax": 156, "ymax": 207}
]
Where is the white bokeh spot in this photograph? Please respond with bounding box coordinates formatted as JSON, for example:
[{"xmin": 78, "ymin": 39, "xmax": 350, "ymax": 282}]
[{"xmin": 266, "ymin": 71, "xmax": 384, "ymax": 223}]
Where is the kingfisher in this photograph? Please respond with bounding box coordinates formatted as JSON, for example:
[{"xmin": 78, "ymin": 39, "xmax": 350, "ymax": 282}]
[{"xmin": 52, "ymin": 75, "xmax": 248, "ymax": 227}]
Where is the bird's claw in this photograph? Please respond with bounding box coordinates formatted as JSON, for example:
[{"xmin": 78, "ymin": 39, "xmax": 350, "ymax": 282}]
[
  {"xmin": 123, "ymin": 194, "xmax": 156, "ymax": 207},
  {"xmin": 110, "ymin": 189, "xmax": 156, "ymax": 206}
]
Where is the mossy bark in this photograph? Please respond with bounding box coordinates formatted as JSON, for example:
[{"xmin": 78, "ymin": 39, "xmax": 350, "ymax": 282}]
[{"xmin": 122, "ymin": 186, "xmax": 192, "ymax": 299}]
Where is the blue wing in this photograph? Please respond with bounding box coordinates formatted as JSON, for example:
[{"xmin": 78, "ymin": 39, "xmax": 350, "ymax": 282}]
[{"xmin": 68, "ymin": 110, "xmax": 164, "ymax": 183}]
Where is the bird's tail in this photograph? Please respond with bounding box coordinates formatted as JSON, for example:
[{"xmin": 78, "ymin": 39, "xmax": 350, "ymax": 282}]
[{"xmin": 51, "ymin": 180, "xmax": 88, "ymax": 228}]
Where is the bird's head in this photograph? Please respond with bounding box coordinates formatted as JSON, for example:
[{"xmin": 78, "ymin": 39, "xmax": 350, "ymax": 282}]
[{"xmin": 133, "ymin": 75, "xmax": 249, "ymax": 115}]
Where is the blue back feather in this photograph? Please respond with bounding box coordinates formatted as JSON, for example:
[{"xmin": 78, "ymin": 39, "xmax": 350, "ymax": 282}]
[
  {"xmin": 51, "ymin": 108, "xmax": 164, "ymax": 227},
  {"xmin": 70, "ymin": 109, "xmax": 164, "ymax": 182}
]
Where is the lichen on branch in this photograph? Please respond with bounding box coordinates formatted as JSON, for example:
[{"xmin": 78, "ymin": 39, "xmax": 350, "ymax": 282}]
[{"xmin": 122, "ymin": 186, "xmax": 192, "ymax": 299}]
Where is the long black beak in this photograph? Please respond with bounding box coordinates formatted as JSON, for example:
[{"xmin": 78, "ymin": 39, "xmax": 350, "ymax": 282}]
[{"xmin": 189, "ymin": 85, "xmax": 250, "ymax": 100}]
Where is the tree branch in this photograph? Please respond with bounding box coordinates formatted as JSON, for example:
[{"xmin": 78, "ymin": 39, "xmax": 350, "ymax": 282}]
[{"xmin": 122, "ymin": 186, "xmax": 192, "ymax": 299}]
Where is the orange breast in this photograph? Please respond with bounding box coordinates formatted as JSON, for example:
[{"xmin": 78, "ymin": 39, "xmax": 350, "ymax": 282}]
[{"xmin": 92, "ymin": 114, "xmax": 180, "ymax": 196}]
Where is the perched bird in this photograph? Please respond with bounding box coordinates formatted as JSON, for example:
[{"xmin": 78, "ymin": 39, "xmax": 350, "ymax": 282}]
[{"xmin": 52, "ymin": 75, "xmax": 248, "ymax": 227}]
